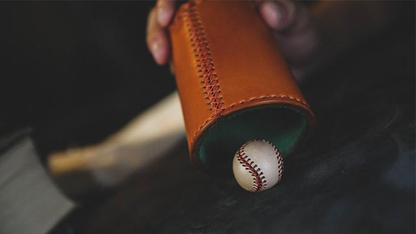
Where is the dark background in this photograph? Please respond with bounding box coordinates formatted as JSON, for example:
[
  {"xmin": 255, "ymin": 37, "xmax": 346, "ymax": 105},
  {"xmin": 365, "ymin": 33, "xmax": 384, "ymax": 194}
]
[
  {"xmin": 0, "ymin": 2, "xmax": 175, "ymax": 156},
  {"xmin": 0, "ymin": 1, "xmax": 414, "ymax": 234}
]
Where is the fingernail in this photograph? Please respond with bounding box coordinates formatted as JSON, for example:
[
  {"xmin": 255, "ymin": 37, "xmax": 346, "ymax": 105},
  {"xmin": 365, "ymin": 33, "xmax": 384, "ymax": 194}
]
[
  {"xmin": 151, "ymin": 38, "xmax": 166, "ymax": 65},
  {"xmin": 262, "ymin": 2, "xmax": 283, "ymax": 29}
]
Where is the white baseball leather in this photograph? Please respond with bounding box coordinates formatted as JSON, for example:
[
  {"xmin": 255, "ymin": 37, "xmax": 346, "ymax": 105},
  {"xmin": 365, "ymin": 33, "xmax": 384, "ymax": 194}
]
[{"xmin": 232, "ymin": 140, "xmax": 284, "ymax": 193}]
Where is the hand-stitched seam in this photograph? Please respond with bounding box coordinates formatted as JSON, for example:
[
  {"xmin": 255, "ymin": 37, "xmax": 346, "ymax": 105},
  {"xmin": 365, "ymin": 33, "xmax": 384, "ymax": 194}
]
[
  {"xmin": 262, "ymin": 139, "xmax": 284, "ymax": 181},
  {"xmin": 237, "ymin": 141, "xmax": 267, "ymax": 192},
  {"xmin": 184, "ymin": 0, "xmax": 224, "ymax": 116},
  {"xmin": 190, "ymin": 95, "xmax": 311, "ymax": 146}
]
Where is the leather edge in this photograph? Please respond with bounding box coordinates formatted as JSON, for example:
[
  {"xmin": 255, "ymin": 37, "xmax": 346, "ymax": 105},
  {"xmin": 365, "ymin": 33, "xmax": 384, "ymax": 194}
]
[{"xmin": 189, "ymin": 96, "xmax": 316, "ymax": 170}]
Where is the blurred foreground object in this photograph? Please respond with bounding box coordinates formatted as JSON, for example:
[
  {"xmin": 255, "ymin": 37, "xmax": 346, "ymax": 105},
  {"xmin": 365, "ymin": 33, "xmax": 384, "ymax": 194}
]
[
  {"xmin": 49, "ymin": 92, "xmax": 185, "ymax": 197},
  {"xmin": 0, "ymin": 130, "xmax": 74, "ymax": 234}
]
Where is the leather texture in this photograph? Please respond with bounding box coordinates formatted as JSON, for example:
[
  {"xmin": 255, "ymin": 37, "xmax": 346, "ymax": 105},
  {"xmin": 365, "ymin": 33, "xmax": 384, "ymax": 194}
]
[{"xmin": 170, "ymin": 0, "xmax": 315, "ymax": 169}]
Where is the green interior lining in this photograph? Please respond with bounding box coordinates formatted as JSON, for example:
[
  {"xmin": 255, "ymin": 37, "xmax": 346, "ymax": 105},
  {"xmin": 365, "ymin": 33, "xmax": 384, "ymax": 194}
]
[{"xmin": 196, "ymin": 105, "xmax": 307, "ymax": 173}]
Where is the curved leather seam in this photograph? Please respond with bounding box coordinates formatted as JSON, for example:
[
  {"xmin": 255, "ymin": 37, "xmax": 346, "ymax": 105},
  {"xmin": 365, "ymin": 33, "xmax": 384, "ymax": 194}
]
[{"xmin": 184, "ymin": 0, "xmax": 224, "ymax": 116}]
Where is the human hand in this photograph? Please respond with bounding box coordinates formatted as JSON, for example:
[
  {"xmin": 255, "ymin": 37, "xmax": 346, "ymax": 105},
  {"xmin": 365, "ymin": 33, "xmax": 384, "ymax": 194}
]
[
  {"xmin": 146, "ymin": 0, "xmax": 319, "ymax": 81},
  {"xmin": 146, "ymin": 0, "xmax": 176, "ymax": 66}
]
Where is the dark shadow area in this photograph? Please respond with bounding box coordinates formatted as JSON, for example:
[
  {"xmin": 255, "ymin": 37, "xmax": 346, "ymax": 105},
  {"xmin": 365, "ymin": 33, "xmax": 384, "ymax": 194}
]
[
  {"xmin": 0, "ymin": 2, "xmax": 176, "ymax": 158},
  {"xmin": 199, "ymin": 105, "xmax": 307, "ymax": 174}
]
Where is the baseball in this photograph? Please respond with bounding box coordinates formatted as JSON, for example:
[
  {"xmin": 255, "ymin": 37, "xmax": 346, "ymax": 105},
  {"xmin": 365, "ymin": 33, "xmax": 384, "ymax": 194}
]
[{"xmin": 232, "ymin": 140, "xmax": 284, "ymax": 193}]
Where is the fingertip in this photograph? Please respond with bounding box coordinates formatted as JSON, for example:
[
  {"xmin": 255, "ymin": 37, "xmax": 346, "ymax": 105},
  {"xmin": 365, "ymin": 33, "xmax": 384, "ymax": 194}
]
[
  {"xmin": 260, "ymin": 2, "xmax": 283, "ymax": 30},
  {"xmin": 150, "ymin": 34, "xmax": 169, "ymax": 65},
  {"xmin": 157, "ymin": 0, "xmax": 175, "ymax": 27},
  {"xmin": 260, "ymin": 1, "xmax": 296, "ymax": 31}
]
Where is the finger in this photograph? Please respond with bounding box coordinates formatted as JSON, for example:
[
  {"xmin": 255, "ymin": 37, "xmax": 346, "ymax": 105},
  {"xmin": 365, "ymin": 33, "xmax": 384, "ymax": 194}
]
[
  {"xmin": 260, "ymin": 2, "xmax": 317, "ymax": 81},
  {"xmin": 156, "ymin": 0, "xmax": 176, "ymax": 27},
  {"xmin": 146, "ymin": 7, "xmax": 170, "ymax": 65},
  {"xmin": 259, "ymin": 1, "xmax": 297, "ymax": 31},
  {"xmin": 271, "ymin": 2, "xmax": 316, "ymax": 58}
]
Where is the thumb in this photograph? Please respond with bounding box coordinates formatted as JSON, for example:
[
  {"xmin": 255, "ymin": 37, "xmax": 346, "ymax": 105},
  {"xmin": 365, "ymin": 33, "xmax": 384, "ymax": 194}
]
[{"xmin": 259, "ymin": 1, "xmax": 318, "ymax": 81}]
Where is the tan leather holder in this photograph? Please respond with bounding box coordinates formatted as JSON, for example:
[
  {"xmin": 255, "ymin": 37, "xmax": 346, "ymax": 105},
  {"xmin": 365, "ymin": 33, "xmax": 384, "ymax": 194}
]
[{"xmin": 170, "ymin": 0, "xmax": 315, "ymax": 173}]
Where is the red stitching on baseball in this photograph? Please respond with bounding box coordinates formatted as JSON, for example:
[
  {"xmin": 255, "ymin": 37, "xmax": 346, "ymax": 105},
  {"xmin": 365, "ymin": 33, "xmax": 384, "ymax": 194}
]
[
  {"xmin": 263, "ymin": 139, "xmax": 284, "ymax": 181},
  {"xmin": 237, "ymin": 141, "xmax": 267, "ymax": 193},
  {"xmin": 184, "ymin": 0, "xmax": 224, "ymax": 116}
]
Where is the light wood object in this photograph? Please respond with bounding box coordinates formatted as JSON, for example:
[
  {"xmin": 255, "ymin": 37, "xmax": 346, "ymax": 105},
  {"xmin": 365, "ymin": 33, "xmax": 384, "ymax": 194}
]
[{"xmin": 48, "ymin": 92, "xmax": 185, "ymax": 195}]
